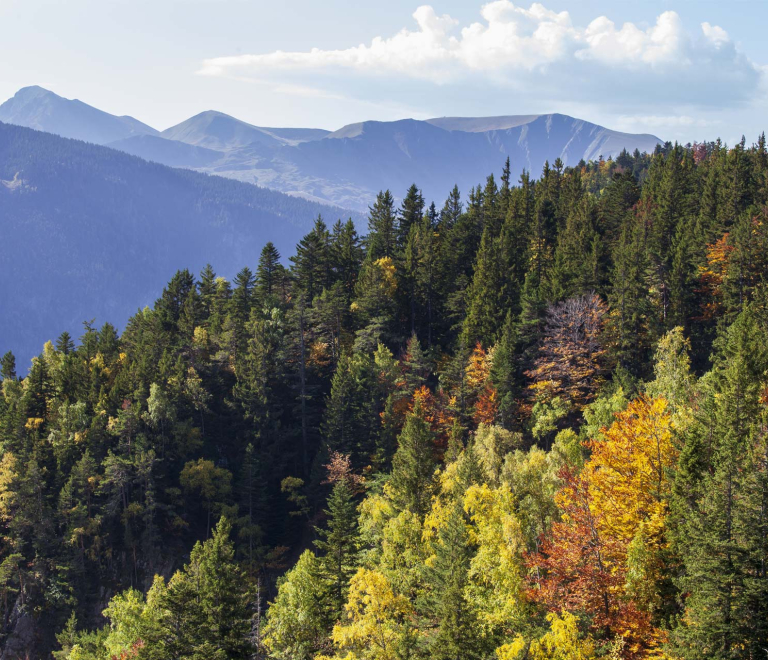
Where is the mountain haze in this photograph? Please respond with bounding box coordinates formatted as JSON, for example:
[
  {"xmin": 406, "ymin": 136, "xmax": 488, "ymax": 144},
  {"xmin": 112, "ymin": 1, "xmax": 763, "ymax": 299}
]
[
  {"xmin": 0, "ymin": 121, "xmax": 360, "ymax": 367},
  {"xmin": 0, "ymin": 87, "xmax": 663, "ymax": 210}
]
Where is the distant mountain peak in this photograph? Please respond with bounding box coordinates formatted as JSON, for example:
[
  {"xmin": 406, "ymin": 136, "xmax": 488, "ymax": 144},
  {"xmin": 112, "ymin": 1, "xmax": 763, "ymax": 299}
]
[
  {"xmin": 0, "ymin": 86, "xmax": 157, "ymax": 144},
  {"xmin": 13, "ymin": 85, "xmax": 54, "ymax": 98}
]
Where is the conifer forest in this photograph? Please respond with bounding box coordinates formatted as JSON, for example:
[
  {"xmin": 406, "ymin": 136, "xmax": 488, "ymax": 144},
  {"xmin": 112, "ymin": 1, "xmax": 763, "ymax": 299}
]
[{"xmin": 7, "ymin": 139, "xmax": 768, "ymax": 659}]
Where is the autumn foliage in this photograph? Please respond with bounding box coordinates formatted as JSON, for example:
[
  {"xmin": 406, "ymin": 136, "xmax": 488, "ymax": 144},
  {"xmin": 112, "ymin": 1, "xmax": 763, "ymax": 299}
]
[
  {"xmin": 526, "ymin": 293, "xmax": 608, "ymax": 408},
  {"xmin": 529, "ymin": 397, "xmax": 675, "ymax": 658}
]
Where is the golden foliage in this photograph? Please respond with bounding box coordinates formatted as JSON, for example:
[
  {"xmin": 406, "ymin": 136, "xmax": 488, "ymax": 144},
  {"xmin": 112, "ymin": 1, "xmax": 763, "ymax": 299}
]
[
  {"xmin": 583, "ymin": 396, "xmax": 675, "ymax": 545},
  {"xmin": 330, "ymin": 568, "xmax": 414, "ymax": 660},
  {"xmin": 496, "ymin": 611, "xmax": 596, "ymax": 660}
]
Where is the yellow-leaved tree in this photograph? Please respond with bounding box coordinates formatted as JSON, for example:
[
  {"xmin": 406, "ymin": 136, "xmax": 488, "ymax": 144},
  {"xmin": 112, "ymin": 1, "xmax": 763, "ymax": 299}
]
[
  {"xmin": 325, "ymin": 568, "xmax": 415, "ymax": 660},
  {"xmin": 584, "ymin": 396, "xmax": 675, "ymax": 548},
  {"xmin": 463, "ymin": 483, "xmax": 527, "ymax": 637},
  {"xmin": 496, "ymin": 611, "xmax": 596, "ymax": 660}
]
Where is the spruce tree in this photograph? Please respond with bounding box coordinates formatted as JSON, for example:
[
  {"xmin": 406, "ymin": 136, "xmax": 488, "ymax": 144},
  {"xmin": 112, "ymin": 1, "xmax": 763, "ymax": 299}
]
[
  {"xmin": 314, "ymin": 479, "xmax": 359, "ymax": 619},
  {"xmin": 291, "ymin": 216, "xmax": 331, "ymax": 303},
  {"xmin": 256, "ymin": 242, "xmax": 285, "ymax": 306},
  {"xmin": 330, "ymin": 219, "xmax": 363, "ymax": 303},
  {"xmin": 367, "ymin": 190, "xmax": 397, "ymax": 260},
  {"xmin": 440, "ymin": 185, "xmax": 463, "ymax": 230},
  {"xmin": 398, "ymin": 184, "xmax": 425, "ymax": 248},
  {"xmin": 0, "ymin": 351, "xmax": 16, "ymax": 381},
  {"xmin": 390, "ymin": 397, "xmax": 436, "ymax": 517},
  {"xmin": 55, "ymin": 332, "xmax": 75, "ymax": 355},
  {"xmin": 461, "ymin": 228, "xmax": 505, "ymax": 348},
  {"xmin": 424, "ymin": 499, "xmax": 480, "ymax": 660}
]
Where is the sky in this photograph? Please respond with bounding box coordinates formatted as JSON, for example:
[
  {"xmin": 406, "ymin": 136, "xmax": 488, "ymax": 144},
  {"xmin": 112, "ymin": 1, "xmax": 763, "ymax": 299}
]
[{"xmin": 1, "ymin": 0, "xmax": 766, "ymax": 144}]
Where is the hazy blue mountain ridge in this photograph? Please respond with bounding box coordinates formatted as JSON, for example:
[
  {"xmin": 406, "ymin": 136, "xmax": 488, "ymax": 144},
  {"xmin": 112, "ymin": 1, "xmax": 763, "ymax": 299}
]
[{"xmin": 0, "ymin": 87, "xmax": 663, "ymax": 211}]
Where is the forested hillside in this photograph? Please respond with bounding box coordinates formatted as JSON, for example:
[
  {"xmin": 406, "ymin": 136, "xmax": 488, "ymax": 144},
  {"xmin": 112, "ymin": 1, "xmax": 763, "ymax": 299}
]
[
  {"xmin": 3, "ymin": 136, "xmax": 768, "ymax": 659},
  {"xmin": 0, "ymin": 121, "xmax": 361, "ymax": 368}
]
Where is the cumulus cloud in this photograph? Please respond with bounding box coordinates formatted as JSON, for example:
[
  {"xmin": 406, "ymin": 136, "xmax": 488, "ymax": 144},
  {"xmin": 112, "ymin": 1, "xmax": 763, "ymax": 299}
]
[{"xmin": 197, "ymin": 1, "xmax": 763, "ymax": 111}]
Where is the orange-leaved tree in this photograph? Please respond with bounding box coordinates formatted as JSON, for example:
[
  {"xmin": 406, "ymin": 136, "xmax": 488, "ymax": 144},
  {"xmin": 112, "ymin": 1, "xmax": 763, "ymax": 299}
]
[{"xmin": 528, "ymin": 397, "xmax": 676, "ymax": 658}]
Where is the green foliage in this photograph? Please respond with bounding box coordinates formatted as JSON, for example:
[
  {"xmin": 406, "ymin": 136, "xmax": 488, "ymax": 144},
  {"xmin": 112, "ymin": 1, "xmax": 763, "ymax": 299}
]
[
  {"xmin": 58, "ymin": 518, "xmax": 253, "ymax": 660},
  {"xmin": 264, "ymin": 550, "xmax": 332, "ymax": 660}
]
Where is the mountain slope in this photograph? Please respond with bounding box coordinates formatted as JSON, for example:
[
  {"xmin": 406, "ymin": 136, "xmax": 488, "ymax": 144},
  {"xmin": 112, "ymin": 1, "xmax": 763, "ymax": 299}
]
[
  {"xmin": 106, "ymin": 133, "xmax": 224, "ymax": 168},
  {"xmin": 133, "ymin": 113, "xmax": 663, "ymax": 210},
  {"xmin": 0, "ymin": 121, "xmax": 360, "ymax": 368},
  {"xmin": 0, "ymin": 86, "xmax": 157, "ymax": 144},
  {"xmin": 425, "ymin": 114, "xmax": 541, "ymax": 132}
]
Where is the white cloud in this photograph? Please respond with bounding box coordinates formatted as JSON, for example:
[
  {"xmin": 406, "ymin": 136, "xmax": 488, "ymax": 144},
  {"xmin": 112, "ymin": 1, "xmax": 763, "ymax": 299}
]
[
  {"xmin": 578, "ymin": 12, "xmax": 686, "ymax": 66},
  {"xmin": 701, "ymin": 22, "xmax": 729, "ymax": 47},
  {"xmin": 197, "ymin": 2, "xmax": 763, "ymax": 113}
]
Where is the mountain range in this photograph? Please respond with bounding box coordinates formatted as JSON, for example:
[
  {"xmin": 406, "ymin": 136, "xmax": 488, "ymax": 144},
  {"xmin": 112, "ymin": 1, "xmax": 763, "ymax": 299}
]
[
  {"xmin": 0, "ymin": 121, "xmax": 359, "ymax": 368},
  {"xmin": 0, "ymin": 86, "xmax": 663, "ymax": 211}
]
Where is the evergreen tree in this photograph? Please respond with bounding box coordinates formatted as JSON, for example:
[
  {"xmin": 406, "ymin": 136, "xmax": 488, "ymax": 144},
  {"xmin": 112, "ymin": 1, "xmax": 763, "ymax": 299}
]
[
  {"xmin": 55, "ymin": 332, "xmax": 75, "ymax": 356},
  {"xmin": 461, "ymin": 228, "xmax": 505, "ymax": 347},
  {"xmin": 398, "ymin": 184, "xmax": 425, "ymax": 248},
  {"xmin": 0, "ymin": 351, "xmax": 16, "ymax": 381},
  {"xmin": 291, "ymin": 216, "xmax": 331, "ymax": 303},
  {"xmin": 424, "ymin": 499, "xmax": 480, "ymax": 660},
  {"xmin": 314, "ymin": 479, "xmax": 360, "ymax": 619},
  {"xmin": 263, "ymin": 550, "xmax": 332, "ymax": 660},
  {"xmin": 389, "ymin": 397, "xmax": 436, "ymax": 517},
  {"xmin": 367, "ymin": 190, "xmax": 397, "ymax": 260},
  {"xmin": 256, "ymin": 242, "xmax": 285, "ymax": 306},
  {"xmin": 673, "ymin": 308, "xmax": 768, "ymax": 658},
  {"xmin": 440, "ymin": 185, "xmax": 463, "ymax": 230},
  {"xmin": 331, "ymin": 219, "xmax": 363, "ymax": 303}
]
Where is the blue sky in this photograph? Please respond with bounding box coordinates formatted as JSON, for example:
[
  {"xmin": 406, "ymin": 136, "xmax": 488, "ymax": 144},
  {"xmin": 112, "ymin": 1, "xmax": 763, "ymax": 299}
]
[{"xmin": 1, "ymin": 0, "xmax": 766, "ymax": 143}]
